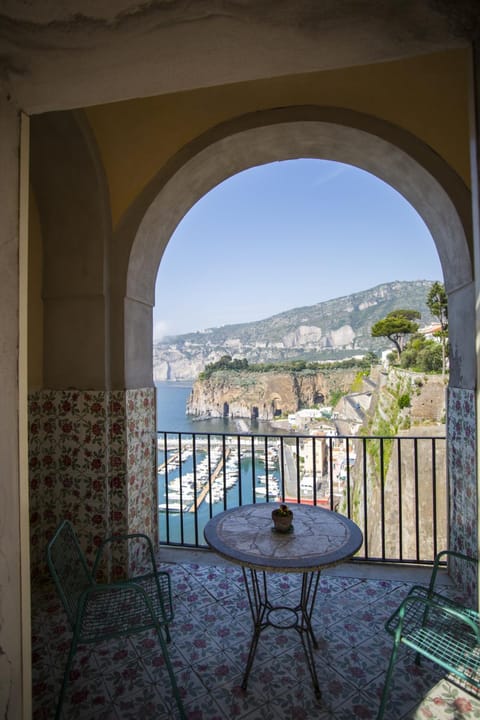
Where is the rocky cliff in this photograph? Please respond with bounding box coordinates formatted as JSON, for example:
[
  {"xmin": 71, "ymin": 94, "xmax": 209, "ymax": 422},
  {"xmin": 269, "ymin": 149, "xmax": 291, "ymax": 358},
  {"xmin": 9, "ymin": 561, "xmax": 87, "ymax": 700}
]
[
  {"xmin": 187, "ymin": 368, "xmax": 358, "ymax": 421},
  {"xmin": 154, "ymin": 280, "xmax": 436, "ymax": 381}
]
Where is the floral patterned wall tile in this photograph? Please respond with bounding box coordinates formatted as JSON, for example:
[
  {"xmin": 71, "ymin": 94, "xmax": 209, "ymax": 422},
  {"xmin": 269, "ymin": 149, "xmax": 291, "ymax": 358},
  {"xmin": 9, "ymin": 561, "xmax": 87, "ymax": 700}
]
[
  {"xmin": 29, "ymin": 388, "xmax": 157, "ymax": 581},
  {"xmin": 447, "ymin": 386, "xmax": 477, "ymax": 601}
]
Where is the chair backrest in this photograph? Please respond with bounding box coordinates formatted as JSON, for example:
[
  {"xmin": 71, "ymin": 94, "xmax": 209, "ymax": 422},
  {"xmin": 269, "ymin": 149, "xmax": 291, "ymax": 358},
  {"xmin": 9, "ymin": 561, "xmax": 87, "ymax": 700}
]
[{"xmin": 46, "ymin": 520, "xmax": 94, "ymax": 627}]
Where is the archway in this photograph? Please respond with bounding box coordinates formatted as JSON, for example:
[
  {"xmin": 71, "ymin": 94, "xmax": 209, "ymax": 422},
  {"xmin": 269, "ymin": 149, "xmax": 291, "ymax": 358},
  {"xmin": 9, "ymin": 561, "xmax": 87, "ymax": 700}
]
[
  {"xmin": 125, "ymin": 106, "xmax": 475, "ymax": 565},
  {"xmin": 126, "ymin": 107, "xmax": 473, "ymax": 387}
]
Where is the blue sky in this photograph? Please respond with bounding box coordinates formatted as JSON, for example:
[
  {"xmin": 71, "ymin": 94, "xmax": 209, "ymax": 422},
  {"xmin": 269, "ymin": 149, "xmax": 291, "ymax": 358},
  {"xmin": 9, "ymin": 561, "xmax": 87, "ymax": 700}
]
[{"xmin": 154, "ymin": 159, "xmax": 442, "ymax": 340}]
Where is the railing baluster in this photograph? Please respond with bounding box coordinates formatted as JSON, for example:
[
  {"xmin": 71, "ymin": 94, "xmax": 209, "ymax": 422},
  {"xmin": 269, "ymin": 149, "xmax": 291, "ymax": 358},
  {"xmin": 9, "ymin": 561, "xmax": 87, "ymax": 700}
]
[
  {"xmin": 414, "ymin": 438, "xmax": 420, "ymax": 563},
  {"xmin": 295, "ymin": 436, "xmax": 301, "ymax": 503},
  {"xmin": 397, "ymin": 438, "xmax": 403, "ymax": 562},
  {"xmin": 380, "ymin": 437, "xmax": 385, "ymax": 561},
  {"xmin": 237, "ymin": 434, "xmax": 242, "ymax": 507},
  {"xmin": 155, "ymin": 428, "xmax": 445, "ymax": 565},
  {"xmin": 432, "ymin": 437, "xmax": 438, "ymax": 559},
  {"xmin": 362, "ymin": 436, "xmax": 368, "ymax": 561}
]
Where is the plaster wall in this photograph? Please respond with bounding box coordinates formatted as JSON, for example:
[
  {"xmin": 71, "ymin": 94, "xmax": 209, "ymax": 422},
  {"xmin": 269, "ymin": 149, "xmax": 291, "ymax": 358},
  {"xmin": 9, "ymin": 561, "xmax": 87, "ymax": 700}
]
[
  {"xmin": 85, "ymin": 49, "xmax": 471, "ymax": 227},
  {"xmin": 28, "ymin": 191, "xmax": 43, "ymax": 390}
]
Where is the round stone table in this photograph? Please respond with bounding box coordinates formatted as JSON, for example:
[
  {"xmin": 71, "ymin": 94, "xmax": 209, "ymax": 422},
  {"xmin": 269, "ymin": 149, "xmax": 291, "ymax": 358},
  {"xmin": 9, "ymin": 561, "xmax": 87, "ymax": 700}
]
[{"xmin": 204, "ymin": 503, "xmax": 363, "ymax": 698}]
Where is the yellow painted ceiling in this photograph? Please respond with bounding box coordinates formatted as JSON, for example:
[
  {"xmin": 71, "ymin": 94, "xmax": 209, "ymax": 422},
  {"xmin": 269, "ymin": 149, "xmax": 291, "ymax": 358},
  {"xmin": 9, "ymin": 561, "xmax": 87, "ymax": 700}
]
[{"xmin": 85, "ymin": 48, "xmax": 470, "ymax": 227}]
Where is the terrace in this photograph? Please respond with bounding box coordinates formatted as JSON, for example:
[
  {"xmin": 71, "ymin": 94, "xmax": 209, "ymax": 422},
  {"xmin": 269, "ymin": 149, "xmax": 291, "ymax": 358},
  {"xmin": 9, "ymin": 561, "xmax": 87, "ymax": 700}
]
[
  {"xmin": 32, "ymin": 427, "xmax": 480, "ymax": 719},
  {"xmin": 32, "ymin": 549, "xmax": 479, "ymax": 720}
]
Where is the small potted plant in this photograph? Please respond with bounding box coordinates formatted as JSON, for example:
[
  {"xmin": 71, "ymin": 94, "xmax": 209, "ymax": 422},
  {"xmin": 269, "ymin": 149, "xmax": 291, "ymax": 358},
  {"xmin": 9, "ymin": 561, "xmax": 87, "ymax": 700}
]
[{"xmin": 272, "ymin": 503, "xmax": 293, "ymax": 533}]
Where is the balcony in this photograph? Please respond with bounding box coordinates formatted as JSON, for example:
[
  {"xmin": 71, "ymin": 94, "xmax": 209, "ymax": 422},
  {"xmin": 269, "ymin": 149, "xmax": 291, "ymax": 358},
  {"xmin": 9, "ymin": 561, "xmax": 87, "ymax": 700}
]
[
  {"xmin": 157, "ymin": 429, "xmax": 447, "ymax": 564},
  {"xmin": 33, "ymin": 428, "xmax": 473, "ymax": 719},
  {"xmin": 32, "ymin": 548, "xmax": 479, "ymax": 719}
]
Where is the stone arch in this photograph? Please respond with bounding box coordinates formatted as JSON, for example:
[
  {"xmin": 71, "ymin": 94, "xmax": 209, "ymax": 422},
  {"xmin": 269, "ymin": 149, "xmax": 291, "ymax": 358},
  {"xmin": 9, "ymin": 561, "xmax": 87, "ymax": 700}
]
[{"xmin": 124, "ymin": 106, "xmax": 473, "ymax": 389}]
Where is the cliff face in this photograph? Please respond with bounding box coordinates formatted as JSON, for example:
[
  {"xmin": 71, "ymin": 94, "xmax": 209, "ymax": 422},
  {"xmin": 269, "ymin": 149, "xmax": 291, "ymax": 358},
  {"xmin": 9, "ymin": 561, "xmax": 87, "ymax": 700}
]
[
  {"xmin": 187, "ymin": 369, "xmax": 358, "ymax": 421},
  {"xmin": 154, "ymin": 281, "xmax": 436, "ymax": 381}
]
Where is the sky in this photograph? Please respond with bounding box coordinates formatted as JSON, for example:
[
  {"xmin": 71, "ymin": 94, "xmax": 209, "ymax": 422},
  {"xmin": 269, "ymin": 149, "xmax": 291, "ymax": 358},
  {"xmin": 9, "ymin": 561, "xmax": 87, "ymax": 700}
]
[{"xmin": 154, "ymin": 159, "xmax": 442, "ymax": 340}]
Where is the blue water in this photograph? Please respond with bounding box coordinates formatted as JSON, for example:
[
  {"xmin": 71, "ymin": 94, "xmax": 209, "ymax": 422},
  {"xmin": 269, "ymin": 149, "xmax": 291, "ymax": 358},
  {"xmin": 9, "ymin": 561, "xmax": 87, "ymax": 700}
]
[
  {"xmin": 156, "ymin": 381, "xmax": 240, "ymax": 434},
  {"xmin": 155, "ymin": 381, "xmax": 283, "ymax": 545},
  {"xmin": 155, "ymin": 380, "xmax": 282, "ymax": 435}
]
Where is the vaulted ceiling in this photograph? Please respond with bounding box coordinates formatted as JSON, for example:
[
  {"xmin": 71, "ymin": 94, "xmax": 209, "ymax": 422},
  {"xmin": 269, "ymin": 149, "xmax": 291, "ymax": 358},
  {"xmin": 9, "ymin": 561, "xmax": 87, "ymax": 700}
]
[{"xmin": 0, "ymin": 0, "xmax": 475, "ymax": 114}]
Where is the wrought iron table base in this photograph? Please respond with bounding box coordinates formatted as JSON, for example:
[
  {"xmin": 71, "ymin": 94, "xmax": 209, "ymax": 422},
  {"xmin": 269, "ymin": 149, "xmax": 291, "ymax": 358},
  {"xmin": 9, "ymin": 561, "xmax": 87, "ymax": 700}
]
[{"xmin": 241, "ymin": 567, "xmax": 322, "ymax": 699}]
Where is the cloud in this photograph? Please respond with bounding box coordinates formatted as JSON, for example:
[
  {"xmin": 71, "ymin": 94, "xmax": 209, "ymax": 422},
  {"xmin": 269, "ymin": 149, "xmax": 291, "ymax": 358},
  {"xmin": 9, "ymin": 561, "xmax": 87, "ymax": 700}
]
[{"xmin": 153, "ymin": 319, "xmax": 169, "ymax": 341}]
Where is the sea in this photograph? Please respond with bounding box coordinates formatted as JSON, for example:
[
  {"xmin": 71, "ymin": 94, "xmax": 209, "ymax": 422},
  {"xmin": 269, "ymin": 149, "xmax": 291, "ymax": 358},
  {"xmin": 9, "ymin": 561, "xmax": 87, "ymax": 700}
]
[
  {"xmin": 155, "ymin": 381, "xmax": 285, "ymax": 545},
  {"xmin": 155, "ymin": 380, "xmax": 280, "ymax": 435}
]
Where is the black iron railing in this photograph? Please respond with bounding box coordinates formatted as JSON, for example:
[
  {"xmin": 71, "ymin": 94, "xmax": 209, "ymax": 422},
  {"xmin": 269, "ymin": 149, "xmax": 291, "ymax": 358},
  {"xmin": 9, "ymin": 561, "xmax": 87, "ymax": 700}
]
[{"xmin": 157, "ymin": 430, "xmax": 446, "ymax": 564}]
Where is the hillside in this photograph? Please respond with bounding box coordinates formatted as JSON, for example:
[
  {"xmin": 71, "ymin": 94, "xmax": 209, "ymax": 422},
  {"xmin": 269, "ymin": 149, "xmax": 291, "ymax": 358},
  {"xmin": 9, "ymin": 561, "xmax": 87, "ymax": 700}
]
[
  {"xmin": 187, "ymin": 367, "xmax": 359, "ymax": 421},
  {"xmin": 154, "ymin": 280, "xmax": 437, "ymax": 381}
]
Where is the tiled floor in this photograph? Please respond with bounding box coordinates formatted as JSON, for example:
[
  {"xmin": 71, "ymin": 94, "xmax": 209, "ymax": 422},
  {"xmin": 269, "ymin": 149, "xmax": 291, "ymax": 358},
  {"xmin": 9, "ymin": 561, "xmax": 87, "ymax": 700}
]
[{"xmin": 32, "ymin": 553, "xmax": 480, "ymax": 719}]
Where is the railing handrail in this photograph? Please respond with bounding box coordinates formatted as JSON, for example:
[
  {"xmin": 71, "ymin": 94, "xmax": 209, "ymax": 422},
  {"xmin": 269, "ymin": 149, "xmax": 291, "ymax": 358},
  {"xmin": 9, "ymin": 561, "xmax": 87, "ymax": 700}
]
[{"xmin": 156, "ymin": 429, "xmax": 446, "ymax": 565}]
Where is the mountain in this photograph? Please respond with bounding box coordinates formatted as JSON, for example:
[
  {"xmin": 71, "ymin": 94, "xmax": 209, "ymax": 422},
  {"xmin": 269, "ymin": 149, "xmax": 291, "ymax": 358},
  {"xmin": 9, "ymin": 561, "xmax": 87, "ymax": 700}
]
[{"xmin": 153, "ymin": 280, "xmax": 437, "ymax": 381}]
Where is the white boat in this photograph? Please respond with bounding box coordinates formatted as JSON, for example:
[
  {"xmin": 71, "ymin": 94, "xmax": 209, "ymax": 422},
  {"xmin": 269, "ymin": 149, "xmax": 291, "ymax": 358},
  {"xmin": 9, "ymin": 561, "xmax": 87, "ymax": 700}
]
[{"xmin": 158, "ymin": 502, "xmax": 188, "ymax": 512}]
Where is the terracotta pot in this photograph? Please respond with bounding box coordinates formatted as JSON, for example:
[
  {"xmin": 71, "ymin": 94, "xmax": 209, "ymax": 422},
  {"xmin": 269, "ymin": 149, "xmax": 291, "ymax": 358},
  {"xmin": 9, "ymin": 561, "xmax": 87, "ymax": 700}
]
[{"xmin": 272, "ymin": 510, "xmax": 293, "ymax": 533}]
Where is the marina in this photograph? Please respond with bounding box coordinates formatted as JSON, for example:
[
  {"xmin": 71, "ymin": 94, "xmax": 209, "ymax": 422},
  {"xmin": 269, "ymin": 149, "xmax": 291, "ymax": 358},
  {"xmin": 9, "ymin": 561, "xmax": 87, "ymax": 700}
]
[{"xmin": 157, "ymin": 437, "xmax": 282, "ymax": 515}]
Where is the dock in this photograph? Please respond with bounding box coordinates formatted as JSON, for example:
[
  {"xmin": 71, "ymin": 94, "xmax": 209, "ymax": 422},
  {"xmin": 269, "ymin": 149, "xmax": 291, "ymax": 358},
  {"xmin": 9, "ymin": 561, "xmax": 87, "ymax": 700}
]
[{"xmin": 188, "ymin": 448, "xmax": 231, "ymax": 512}]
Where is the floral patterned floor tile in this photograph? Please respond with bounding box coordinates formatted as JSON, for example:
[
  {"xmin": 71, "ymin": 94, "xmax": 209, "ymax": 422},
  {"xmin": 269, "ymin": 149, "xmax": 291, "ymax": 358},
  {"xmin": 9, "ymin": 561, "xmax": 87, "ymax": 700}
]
[
  {"xmin": 61, "ymin": 676, "xmax": 116, "ymax": 719},
  {"xmin": 324, "ymin": 614, "xmax": 377, "ymax": 647},
  {"xmin": 172, "ymin": 628, "xmax": 225, "ymax": 664},
  {"xmin": 183, "ymin": 691, "xmax": 227, "ymax": 720},
  {"xmin": 192, "ymin": 649, "xmax": 246, "ymax": 691},
  {"xmin": 244, "ymin": 682, "xmax": 332, "ymax": 720},
  {"xmin": 209, "ymin": 674, "xmax": 270, "ymax": 718},
  {"xmin": 317, "ymin": 575, "xmax": 363, "ymax": 598},
  {"xmin": 32, "ymin": 559, "xmax": 456, "ymax": 720},
  {"xmin": 406, "ymin": 677, "xmax": 480, "ymax": 719},
  {"xmin": 333, "ymin": 645, "xmax": 388, "ymax": 688},
  {"xmin": 354, "ymin": 630, "xmax": 398, "ymax": 665},
  {"xmin": 362, "ymin": 655, "xmax": 447, "ymax": 720},
  {"xmin": 333, "ymin": 691, "xmax": 380, "ymax": 719},
  {"xmin": 312, "ymin": 597, "xmax": 369, "ymax": 630}
]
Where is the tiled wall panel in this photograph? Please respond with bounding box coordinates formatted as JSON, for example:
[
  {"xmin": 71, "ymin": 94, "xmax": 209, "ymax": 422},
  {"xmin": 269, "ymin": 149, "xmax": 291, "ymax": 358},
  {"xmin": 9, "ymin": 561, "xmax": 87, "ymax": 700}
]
[{"xmin": 29, "ymin": 388, "xmax": 156, "ymax": 580}]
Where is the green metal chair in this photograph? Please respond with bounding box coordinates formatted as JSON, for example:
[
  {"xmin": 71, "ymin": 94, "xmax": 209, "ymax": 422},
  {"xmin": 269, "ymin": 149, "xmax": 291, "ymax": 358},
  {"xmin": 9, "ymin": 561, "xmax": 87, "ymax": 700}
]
[
  {"xmin": 376, "ymin": 550, "xmax": 479, "ymax": 719},
  {"xmin": 46, "ymin": 519, "xmax": 187, "ymax": 719}
]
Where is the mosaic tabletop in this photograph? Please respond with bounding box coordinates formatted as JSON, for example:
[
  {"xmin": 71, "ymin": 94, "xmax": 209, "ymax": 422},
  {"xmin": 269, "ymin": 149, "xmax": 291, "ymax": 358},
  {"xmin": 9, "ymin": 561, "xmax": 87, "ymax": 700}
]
[{"xmin": 204, "ymin": 503, "xmax": 363, "ymax": 572}]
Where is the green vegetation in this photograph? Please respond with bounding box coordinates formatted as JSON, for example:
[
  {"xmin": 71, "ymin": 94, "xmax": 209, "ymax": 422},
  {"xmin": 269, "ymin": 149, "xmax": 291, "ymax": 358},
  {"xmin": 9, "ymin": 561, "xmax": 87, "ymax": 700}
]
[
  {"xmin": 350, "ymin": 370, "xmax": 370, "ymax": 392},
  {"xmin": 400, "ymin": 336, "xmax": 443, "ymax": 372},
  {"xmin": 371, "ymin": 309, "xmax": 420, "ymax": 355},
  {"xmin": 397, "ymin": 393, "xmax": 411, "ymax": 409},
  {"xmin": 198, "ymin": 354, "xmax": 376, "ymax": 380},
  {"xmin": 373, "ymin": 283, "xmax": 448, "ymax": 376},
  {"xmin": 426, "ymin": 281, "xmax": 448, "ymax": 376}
]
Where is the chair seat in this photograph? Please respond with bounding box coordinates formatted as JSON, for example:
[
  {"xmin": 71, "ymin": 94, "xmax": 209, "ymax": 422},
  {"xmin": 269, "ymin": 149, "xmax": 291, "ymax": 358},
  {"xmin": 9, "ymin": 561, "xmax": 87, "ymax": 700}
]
[
  {"xmin": 386, "ymin": 585, "xmax": 480, "ymax": 685},
  {"xmin": 376, "ymin": 550, "xmax": 479, "ymax": 719},
  {"xmin": 77, "ymin": 572, "xmax": 173, "ymax": 643}
]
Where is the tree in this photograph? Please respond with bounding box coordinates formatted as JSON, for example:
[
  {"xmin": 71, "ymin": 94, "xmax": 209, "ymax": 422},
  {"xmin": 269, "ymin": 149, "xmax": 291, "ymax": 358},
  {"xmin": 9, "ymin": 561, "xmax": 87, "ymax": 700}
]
[
  {"xmin": 400, "ymin": 335, "xmax": 443, "ymax": 372},
  {"xmin": 426, "ymin": 281, "xmax": 448, "ymax": 377},
  {"xmin": 371, "ymin": 309, "xmax": 421, "ymax": 356},
  {"xmin": 426, "ymin": 281, "xmax": 448, "ymax": 331}
]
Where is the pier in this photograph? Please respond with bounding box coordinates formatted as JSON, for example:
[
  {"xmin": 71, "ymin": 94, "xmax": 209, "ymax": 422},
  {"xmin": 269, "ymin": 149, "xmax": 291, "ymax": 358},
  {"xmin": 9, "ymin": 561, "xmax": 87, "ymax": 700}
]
[{"xmin": 189, "ymin": 448, "xmax": 231, "ymax": 512}]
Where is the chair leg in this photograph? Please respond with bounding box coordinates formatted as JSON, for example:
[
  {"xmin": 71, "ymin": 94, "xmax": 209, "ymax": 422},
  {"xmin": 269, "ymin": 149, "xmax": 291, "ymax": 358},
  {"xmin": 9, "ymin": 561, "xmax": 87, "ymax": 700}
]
[
  {"xmin": 55, "ymin": 635, "xmax": 78, "ymax": 720},
  {"xmin": 164, "ymin": 623, "xmax": 171, "ymax": 643},
  {"xmin": 376, "ymin": 640, "xmax": 401, "ymax": 720},
  {"xmin": 155, "ymin": 622, "xmax": 187, "ymax": 720}
]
